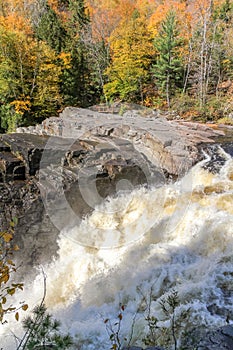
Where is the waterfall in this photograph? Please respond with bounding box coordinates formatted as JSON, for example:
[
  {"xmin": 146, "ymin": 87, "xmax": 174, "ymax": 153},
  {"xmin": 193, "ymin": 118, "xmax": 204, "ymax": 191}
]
[{"xmin": 1, "ymin": 146, "xmax": 233, "ymax": 349}]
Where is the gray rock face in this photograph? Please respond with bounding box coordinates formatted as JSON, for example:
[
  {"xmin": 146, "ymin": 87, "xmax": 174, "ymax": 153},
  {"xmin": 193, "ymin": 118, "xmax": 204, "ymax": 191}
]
[
  {"xmin": 196, "ymin": 325, "xmax": 233, "ymax": 349},
  {"xmin": 17, "ymin": 107, "xmax": 224, "ymax": 177},
  {"xmin": 122, "ymin": 347, "xmax": 164, "ymax": 350},
  {"xmin": 0, "ymin": 132, "xmax": 160, "ymax": 276},
  {"xmin": 122, "ymin": 347, "xmax": 143, "ymax": 350},
  {"xmin": 1, "ymin": 133, "xmax": 50, "ymax": 176},
  {"xmin": 1, "ymin": 107, "xmax": 226, "ymax": 277}
]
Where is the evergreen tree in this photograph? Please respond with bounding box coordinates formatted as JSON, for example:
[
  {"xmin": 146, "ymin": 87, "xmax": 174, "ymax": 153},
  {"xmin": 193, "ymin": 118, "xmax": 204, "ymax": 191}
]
[
  {"xmin": 68, "ymin": 0, "xmax": 89, "ymax": 32},
  {"xmin": 61, "ymin": 0, "xmax": 97, "ymax": 107},
  {"xmin": 18, "ymin": 304, "xmax": 73, "ymax": 349},
  {"xmin": 34, "ymin": 2, "xmax": 67, "ymax": 54},
  {"xmin": 152, "ymin": 10, "xmax": 184, "ymax": 108},
  {"xmin": 33, "ymin": 0, "xmax": 97, "ymax": 108},
  {"xmin": 214, "ymin": 0, "xmax": 233, "ymax": 24}
]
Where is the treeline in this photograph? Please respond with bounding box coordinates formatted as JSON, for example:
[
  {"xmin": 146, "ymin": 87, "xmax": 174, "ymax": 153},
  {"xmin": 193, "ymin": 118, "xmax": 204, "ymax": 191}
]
[{"xmin": 0, "ymin": 0, "xmax": 232, "ymax": 132}]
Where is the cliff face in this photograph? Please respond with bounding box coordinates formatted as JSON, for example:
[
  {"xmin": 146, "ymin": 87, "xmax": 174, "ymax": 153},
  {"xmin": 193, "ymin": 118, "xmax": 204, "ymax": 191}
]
[{"xmin": 0, "ymin": 107, "xmax": 225, "ymax": 277}]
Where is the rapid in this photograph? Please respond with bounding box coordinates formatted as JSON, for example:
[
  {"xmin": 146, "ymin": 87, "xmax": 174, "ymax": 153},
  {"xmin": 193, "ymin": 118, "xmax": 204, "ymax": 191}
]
[{"xmin": 1, "ymin": 143, "xmax": 233, "ymax": 349}]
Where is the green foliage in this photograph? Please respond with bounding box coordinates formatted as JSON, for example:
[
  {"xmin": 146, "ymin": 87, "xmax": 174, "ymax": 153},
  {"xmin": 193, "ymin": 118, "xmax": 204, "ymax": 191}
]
[
  {"xmin": 217, "ymin": 116, "xmax": 233, "ymax": 125},
  {"xmin": 34, "ymin": 3, "xmax": 67, "ymax": 54},
  {"xmin": 213, "ymin": 0, "xmax": 233, "ymax": 24},
  {"xmin": 19, "ymin": 304, "xmax": 73, "ymax": 349},
  {"xmin": 0, "ymin": 104, "xmax": 22, "ymax": 132},
  {"xmin": 57, "ymin": 0, "xmax": 98, "ymax": 107},
  {"xmin": 61, "ymin": 45, "xmax": 94, "ymax": 107},
  {"xmin": 152, "ymin": 10, "xmax": 184, "ymax": 108},
  {"xmin": 67, "ymin": 0, "xmax": 90, "ymax": 33}
]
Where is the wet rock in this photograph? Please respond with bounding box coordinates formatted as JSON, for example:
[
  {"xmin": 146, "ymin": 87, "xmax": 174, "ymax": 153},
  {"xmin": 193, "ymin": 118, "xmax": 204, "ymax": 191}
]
[
  {"xmin": 196, "ymin": 325, "xmax": 233, "ymax": 349},
  {"xmin": 186, "ymin": 325, "xmax": 233, "ymax": 350},
  {"xmin": 0, "ymin": 140, "xmax": 10, "ymax": 152},
  {"xmin": 0, "ymin": 179, "xmax": 60, "ymax": 278}
]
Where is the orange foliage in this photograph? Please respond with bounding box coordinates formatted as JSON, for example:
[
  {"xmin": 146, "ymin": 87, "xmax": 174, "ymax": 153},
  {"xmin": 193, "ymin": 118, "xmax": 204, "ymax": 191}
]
[
  {"xmin": 87, "ymin": 0, "xmax": 137, "ymax": 42},
  {"xmin": 188, "ymin": 0, "xmax": 225, "ymax": 26},
  {"xmin": 0, "ymin": 0, "xmax": 33, "ymax": 34},
  {"xmin": 148, "ymin": 1, "xmax": 191, "ymax": 37},
  {"xmin": 0, "ymin": 13, "xmax": 32, "ymax": 34},
  {"xmin": 10, "ymin": 99, "xmax": 31, "ymax": 115}
]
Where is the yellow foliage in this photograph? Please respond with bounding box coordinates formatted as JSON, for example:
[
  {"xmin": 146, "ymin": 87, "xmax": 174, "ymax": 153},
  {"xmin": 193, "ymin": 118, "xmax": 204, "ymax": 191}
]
[
  {"xmin": 10, "ymin": 99, "xmax": 31, "ymax": 115},
  {"xmin": 148, "ymin": 1, "xmax": 191, "ymax": 38},
  {"xmin": 1, "ymin": 232, "xmax": 13, "ymax": 243},
  {"xmin": 0, "ymin": 272, "xmax": 10, "ymax": 285},
  {"xmin": 0, "ymin": 5, "xmax": 33, "ymax": 35},
  {"xmin": 22, "ymin": 304, "xmax": 28, "ymax": 311},
  {"xmin": 59, "ymin": 52, "xmax": 72, "ymax": 69}
]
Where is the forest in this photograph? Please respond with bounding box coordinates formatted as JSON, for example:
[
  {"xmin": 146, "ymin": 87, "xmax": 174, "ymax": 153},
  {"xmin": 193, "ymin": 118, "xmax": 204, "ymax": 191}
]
[{"xmin": 0, "ymin": 0, "xmax": 232, "ymax": 132}]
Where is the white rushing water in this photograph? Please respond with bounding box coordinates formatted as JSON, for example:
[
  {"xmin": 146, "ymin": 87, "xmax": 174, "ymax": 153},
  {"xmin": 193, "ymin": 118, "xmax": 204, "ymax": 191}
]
[{"xmin": 1, "ymin": 147, "xmax": 233, "ymax": 349}]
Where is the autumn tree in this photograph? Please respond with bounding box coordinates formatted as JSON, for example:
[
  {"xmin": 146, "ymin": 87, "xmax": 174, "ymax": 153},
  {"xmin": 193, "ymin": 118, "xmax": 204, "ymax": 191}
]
[
  {"xmin": 0, "ymin": 0, "xmax": 232, "ymax": 119},
  {"xmin": 0, "ymin": 24, "xmax": 62, "ymax": 131},
  {"xmin": 190, "ymin": 1, "xmax": 216, "ymax": 108},
  {"xmin": 48, "ymin": 0, "xmax": 97, "ymax": 107},
  {"xmin": 104, "ymin": 9, "xmax": 154, "ymax": 103},
  {"xmin": 181, "ymin": 0, "xmax": 233, "ymax": 118},
  {"xmin": 152, "ymin": 9, "xmax": 185, "ymax": 108},
  {"xmin": 81, "ymin": 0, "xmax": 121, "ymax": 104}
]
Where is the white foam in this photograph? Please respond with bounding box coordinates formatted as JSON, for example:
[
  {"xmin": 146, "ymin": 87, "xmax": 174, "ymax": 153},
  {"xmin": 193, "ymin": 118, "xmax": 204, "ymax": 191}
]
[{"xmin": 1, "ymin": 157, "xmax": 233, "ymax": 349}]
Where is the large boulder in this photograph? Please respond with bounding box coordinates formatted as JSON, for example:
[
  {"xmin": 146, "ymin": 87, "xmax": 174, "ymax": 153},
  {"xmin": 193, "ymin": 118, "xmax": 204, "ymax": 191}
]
[{"xmin": 17, "ymin": 107, "xmax": 225, "ymax": 177}]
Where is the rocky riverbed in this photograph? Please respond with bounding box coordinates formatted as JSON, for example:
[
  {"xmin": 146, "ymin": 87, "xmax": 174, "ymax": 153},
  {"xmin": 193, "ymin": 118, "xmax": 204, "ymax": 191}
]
[{"xmin": 0, "ymin": 107, "xmax": 226, "ymax": 276}]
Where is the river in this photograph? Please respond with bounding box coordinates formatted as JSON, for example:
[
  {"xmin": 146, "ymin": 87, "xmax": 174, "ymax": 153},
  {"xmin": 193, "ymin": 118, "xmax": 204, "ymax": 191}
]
[{"xmin": 1, "ymin": 138, "xmax": 233, "ymax": 349}]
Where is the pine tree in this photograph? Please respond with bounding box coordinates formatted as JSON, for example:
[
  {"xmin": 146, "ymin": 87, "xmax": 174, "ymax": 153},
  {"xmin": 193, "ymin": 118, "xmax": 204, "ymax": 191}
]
[
  {"xmin": 60, "ymin": 0, "xmax": 97, "ymax": 107},
  {"xmin": 34, "ymin": 2, "xmax": 67, "ymax": 54},
  {"xmin": 68, "ymin": 0, "xmax": 89, "ymax": 32},
  {"xmin": 18, "ymin": 304, "xmax": 73, "ymax": 349},
  {"xmin": 152, "ymin": 10, "xmax": 184, "ymax": 108}
]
